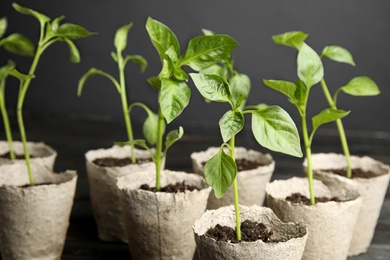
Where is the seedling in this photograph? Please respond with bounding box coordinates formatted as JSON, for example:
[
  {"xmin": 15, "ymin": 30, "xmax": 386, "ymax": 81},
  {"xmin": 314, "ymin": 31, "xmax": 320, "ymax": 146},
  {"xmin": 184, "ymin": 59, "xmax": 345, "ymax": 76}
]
[
  {"xmin": 118, "ymin": 17, "xmax": 238, "ymax": 191},
  {"xmin": 78, "ymin": 22, "xmax": 148, "ymax": 163},
  {"xmin": 11, "ymin": 2, "xmax": 93, "ymax": 185},
  {"xmin": 190, "ymin": 43, "xmax": 302, "ymax": 240},
  {"xmin": 271, "ymin": 31, "xmax": 380, "ymax": 179},
  {"xmin": 0, "ymin": 16, "xmax": 34, "ymax": 159},
  {"xmin": 263, "ymin": 31, "xmax": 352, "ymax": 204}
]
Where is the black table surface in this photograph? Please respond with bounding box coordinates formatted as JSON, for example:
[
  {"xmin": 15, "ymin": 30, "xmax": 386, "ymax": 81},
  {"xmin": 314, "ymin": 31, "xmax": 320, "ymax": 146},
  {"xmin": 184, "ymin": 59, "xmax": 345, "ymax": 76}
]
[{"xmin": 2, "ymin": 115, "xmax": 390, "ymax": 260}]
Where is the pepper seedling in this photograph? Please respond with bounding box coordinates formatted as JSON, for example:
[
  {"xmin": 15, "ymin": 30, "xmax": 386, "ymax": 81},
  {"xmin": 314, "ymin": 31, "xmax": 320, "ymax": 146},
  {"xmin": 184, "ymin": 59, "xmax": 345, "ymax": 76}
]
[
  {"xmin": 272, "ymin": 31, "xmax": 380, "ymax": 179},
  {"xmin": 263, "ymin": 31, "xmax": 351, "ymax": 204},
  {"xmin": 11, "ymin": 2, "xmax": 94, "ymax": 185},
  {"xmin": 117, "ymin": 17, "xmax": 238, "ymax": 192},
  {"xmin": 190, "ymin": 38, "xmax": 302, "ymax": 240},
  {"xmin": 78, "ymin": 22, "xmax": 148, "ymax": 164},
  {"xmin": 0, "ymin": 16, "xmax": 34, "ymax": 160}
]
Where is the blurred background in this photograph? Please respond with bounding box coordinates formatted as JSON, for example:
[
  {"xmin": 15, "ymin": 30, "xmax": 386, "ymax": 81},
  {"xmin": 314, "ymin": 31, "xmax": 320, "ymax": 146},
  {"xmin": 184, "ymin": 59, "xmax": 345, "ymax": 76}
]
[{"xmin": 0, "ymin": 0, "xmax": 389, "ymax": 134}]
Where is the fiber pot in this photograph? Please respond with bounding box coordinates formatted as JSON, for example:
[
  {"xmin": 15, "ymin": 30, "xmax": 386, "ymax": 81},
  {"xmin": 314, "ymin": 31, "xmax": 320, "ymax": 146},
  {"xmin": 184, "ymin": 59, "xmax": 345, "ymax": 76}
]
[
  {"xmin": 193, "ymin": 205, "xmax": 308, "ymax": 260},
  {"xmin": 85, "ymin": 145, "xmax": 157, "ymax": 242},
  {"xmin": 191, "ymin": 147, "xmax": 274, "ymax": 209},
  {"xmin": 0, "ymin": 141, "xmax": 57, "ymax": 169},
  {"xmin": 304, "ymin": 153, "xmax": 390, "ymax": 256},
  {"xmin": 266, "ymin": 176, "xmax": 362, "ymax": 260},
  {"xmin": 0, "ymin": 163, "xmax": 77, "ymax": 260},
  {"xmin": 117, "ymin": 170, "xmax": 212, "ymax": 260}
]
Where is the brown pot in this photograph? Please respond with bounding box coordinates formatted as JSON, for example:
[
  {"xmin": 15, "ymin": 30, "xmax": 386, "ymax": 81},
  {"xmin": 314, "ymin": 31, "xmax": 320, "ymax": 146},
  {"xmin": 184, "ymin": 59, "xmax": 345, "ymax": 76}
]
[{"xmin": 191, "ymin": 147, "xmax": 274, "ymax": 209}]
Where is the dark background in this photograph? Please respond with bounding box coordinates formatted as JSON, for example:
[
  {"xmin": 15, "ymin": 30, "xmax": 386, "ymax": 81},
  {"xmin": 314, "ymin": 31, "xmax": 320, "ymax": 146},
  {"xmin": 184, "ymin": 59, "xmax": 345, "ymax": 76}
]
[{"xmin": 0, "ymin": 0, "xmax": 389, "ymax": 135}]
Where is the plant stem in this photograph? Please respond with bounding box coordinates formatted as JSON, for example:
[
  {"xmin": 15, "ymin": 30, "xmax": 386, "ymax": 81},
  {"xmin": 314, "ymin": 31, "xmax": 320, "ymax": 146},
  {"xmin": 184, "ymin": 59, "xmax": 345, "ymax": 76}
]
[
  {"xmin": 0, "ymin": 80, "xmax": 15, "ymax": 159},
  {"xmin": 301, "ymin": 114, "xmax": 315, "ymax": 205},
  {"xmin": 320, "ymin": 79, "xmax": 352, "ymax": 178},
  {"xmin": 117, "ymin": 51, "xmax": 135, "ymax": 163},
  {"xmin": 229, "ymin": 136, "xmax": 241, "ymax": 241},
  {"xmin": 155, "ymin": 105, "xmax": 164, "ymax": 191}
]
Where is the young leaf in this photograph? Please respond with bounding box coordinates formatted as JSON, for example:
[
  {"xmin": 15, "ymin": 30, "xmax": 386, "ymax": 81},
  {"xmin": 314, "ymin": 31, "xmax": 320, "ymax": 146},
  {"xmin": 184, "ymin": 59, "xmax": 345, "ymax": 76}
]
[
  {"xmin": 337, "ymin": 76, "xmax": 380, "ymax": 98},
  {"xmin": 0, "ymin": 61, "xmax": 15, "ymax": 79},
  {"xmin": 159, "ymin": 79, "xmax": 191, "ymax": 123},
  {"xmin": 165, "ymin": 126, "xmax": 184, "ymax": 151},
  {"xmin": 0, "ymin": 17, "xmax": 7, "ymax": 39},
  {"xmin": 204, "ymin": 146, "xmax": 237, "ymax": 198},
  {"xmin": 56, "ymin": 23, "xmax": 95, "ymax": 39},
  {"xmin": 0, "ymin": 33, "xmax": 35, "ymax": 56},
  {"xmin": 181, "ymin": 35, "xmax": 238, "ymax": 71},
  {"xmin": 190, "ymin": 73, "xmax": 232, "ymax": 103},
  {"xmin": 219, "ymin": 110, "xmax": 244, "ymax": 143},
  {"xmin": 63, "ymin": 38, "xmax": 80, "ymax": 63},
  {"xmin": 297, "ymin": 43, "xmax": 324, "ymax": 88},
  {"xmin": 123, "ymin": 55, "xmax": 148, "ymax": 72},
  {"xmin": 293, "ymin": 79, "xmax": 308, "ymax": 114},
  {"xmin": 51, "ymin": 15, "xmax": 65, "ymax": 32},
  {"xmin": 114, "ymin": 22, "xmax": 133, "ymax": 52},
  {"xmin": 115, "ymin": 139, "xmax": 149, "ymax": 150},
  {"xmin": 312, "ymin": 108, "xmax": 350, "ymax": 134},
  {"xmin": 143, "ymin": 109, "xmax": 163, "ymax": 145},
  {"xmin": 250, "ymin": 105, "xmax": 302, "ymax": 157},
  {"xmin": 263, "ymin": 79, "xmax": 296, "ymax": 100},
  {"xmin": 146, "ymin": 17, "xmax": 180, "ymax": 61},
  {"xmin": 230, "ymin": 73, "xmax": 250, "ymax": 109},
  {"xmin": 147, "ymin": 76, "xmax": 161, "ymax": 91},
  {"xmin": 78, "ymin": 68, "xmax": 121, "ymax": 96},
  {"xmin": 272, "ymin": 31, "xmax": 309, "ymax": 50},
  {"xmin": 9, "ymin": 68, "xmax": 33, "ymax": 81},
  {"xmin": 12, "ymin": 3, "xmax": 50, "ymax": 26},
  {"xmin": 321, "ymin": 45, "xmax": 355, "ymax": 66}
]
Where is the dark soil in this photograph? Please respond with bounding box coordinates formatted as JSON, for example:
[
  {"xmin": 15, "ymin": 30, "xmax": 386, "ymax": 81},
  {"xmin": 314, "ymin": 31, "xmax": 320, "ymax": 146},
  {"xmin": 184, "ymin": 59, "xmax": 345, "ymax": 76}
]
[
  {"xmin": 206, "ymin": 220, "xmax": 274, "ymax": 243},
  {"xmin": 323, "ymin": 168, "xmax": 377, "ymax": 179},
  {"xmin": 93, "ymin": 157, "xmax": 152, "ymax": 167},
  {"xmin": 0, "ymin": 152, "xmax": 35, "ymax": 160},
  {"xmin": 202, "ymin": 158, "xmax": 270, "ymax": 172},
  {"xmin": 140, "ymin": 181, "xmax": 200, "ymax": 193},
  {"xmin": 286, "ymin": 192, "xmax": 348, "ymax": 205}
]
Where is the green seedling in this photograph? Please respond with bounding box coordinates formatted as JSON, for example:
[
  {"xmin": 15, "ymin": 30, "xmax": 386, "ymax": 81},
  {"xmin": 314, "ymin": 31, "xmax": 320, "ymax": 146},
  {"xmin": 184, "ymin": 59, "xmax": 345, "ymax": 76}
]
[
  {"xmin": 78, "ymin": 22, "xmax": 148, "ymax": 163},
  {"xmin": 264, "ymin": 31, "xmax": 352, "ymax": 204},
  {"xmin": 190, "ymin": 40, "xmax": 302, "ymax": 240},
  {"xmin": 0, "ymin": 16, "xmax": 34, "ymax": 159},
  {"xmin": 118, "ymin": 17, "xmax": 238, "ymax": 191},
  {"xmin": 11, "ymin": 2, "xmax": 93, "ymax": 185},
  {"xmin": 272, "ymin": 31, "xmax": 380, "ymax": 179}
]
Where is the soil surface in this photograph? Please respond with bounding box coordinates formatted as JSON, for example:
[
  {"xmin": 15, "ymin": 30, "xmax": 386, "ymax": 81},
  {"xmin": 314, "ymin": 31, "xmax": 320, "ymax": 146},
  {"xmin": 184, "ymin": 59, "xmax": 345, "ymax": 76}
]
[
  {"xmin": 206, "ymin": 220, "xmax": 274, "ymax": 243},
  {"xmin": 0, "ymin": 153, "xmax": 35, "ymax": 160},
  {"xmin": 323, "ymin": 168, "xmax": 378, "ymax": 179},
  {"xmin": 286, "ymin": 192, "xmax": 349, "ymax": 205},
  {"xmin": 140, "ymin": 181, "xmax": 200, "ymax": 193},
  {"xmin": 93, "ymin": 157, "xmax": 152, "ymax": 167},
  {"xmin": 202, "ymin": 158, "xmax": 270, "ymax": 172}
]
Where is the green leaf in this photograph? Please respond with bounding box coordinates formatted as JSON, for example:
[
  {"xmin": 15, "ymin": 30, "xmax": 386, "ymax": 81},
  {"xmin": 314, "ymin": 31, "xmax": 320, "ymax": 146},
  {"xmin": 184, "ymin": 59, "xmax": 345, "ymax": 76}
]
[
  {"xmin": 230, "ymin": 73, "xmax": 250, "ymax": 109},
  {"xmin": 111, "ymin": 52, "xmax": 118, "ymax": 63},
  {"xmin": 77, "ymin": 68, "xmax": 120, "ymax": 96},
  {"xmin": 146, "ymin": 17, "xmax": 180, "ymax": 60},
  {"xmin": 219, "ymin": 110, "xmax": 244, "ymax": 143},
  {"xmin": 339, "ymin": 76, "xmax": 380, "ymax": 97},
  {"xmin": 147, "ymin": 76, "xmax": 161, "ymax": 91},
  {"xmin": 293, "ymin": 79, "xmax": 308, "ymax": 113},
  {"xmin": 204, "ymin": 146, "xmax": 237, "ymax": 198},
  {"xmin": 201, "ymin": 64, "xmax": 228, "ymax": 78},
  {"xmin": 51, "ymin": 16, "xmax": 65, "ymax": 32},
  {"xmin": 297, "ymin": 43, "xmax": 324, "ymax": 88},
  {"xmin": 158, "ymin": 58, "xmax": 173, "ymax": 80},
  {"xmin": 312, "ymin": 108, "xmax": 350, "ymax": 134},
  {"xmin": 114, "ymin": 22, "xmax": 133, "ymax": 52},
  {"xmin": 263, "ymin": 79, "xmax": 296, "ymax": 100},
  {"xmin": 272, "ymin": 31, "xmax": 309, "ymax": 50},
  {"xmin": 12, "ymin": 3, "xmax": 50, "ymax": 26},
  {"xmin": 190, "ymin": 73, "xmax": 232, "ymax": 103},
  {"xmin": 159, "ymin": 79, "xmax": 190, "ymax": 123},
  {"xmin": 250, "ymin": 105, "xmax": 302, "ymax": 157},
  {"xmin": 0, "ymin": 61, "xmax": 15, "ymax": 79},
  {"xmin": 165, "ymin": 126, "xmax": 184, "ymax": 151},
  {"xmin": 123, "ymin": 55, "xmax": 148, "ymax": 72},
  {"xmin": 63, "ymin": 38, "xmax": 80, "ymax": 63},
  {"xmin": 56, "ymin": 23, "xmax": 94, "ymax": 40},
  {"xmin": 143, "ymin": 109, "xmax": 163, "ymax": 145},
  {"xmin": 321, "ymin": 45, "xmax": 355, "ymax": 66},
  {"xmin": 0, "ymin": 17, "xmax": 7, "ymax": 39},
  {"xmin": 9, "ymin": 69, "xmax": 33, "ymax": 81},
  {"xmin": 115, "ymin": 139, "xmax": 149, "ymax": 150},
  {"xmin": 181, "ymin": 35, "xmax": 238, "ymax": 71},
  {"xmin": 0, "ymin": 33, "xmax": 35, "ymax": 56}
]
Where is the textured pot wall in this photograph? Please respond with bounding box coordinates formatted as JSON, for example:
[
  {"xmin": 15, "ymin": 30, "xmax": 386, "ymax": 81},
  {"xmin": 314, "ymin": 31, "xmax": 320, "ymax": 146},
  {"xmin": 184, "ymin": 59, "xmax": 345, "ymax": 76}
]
[{"xmin": 1, "ymin": 0, "xmax": 389, "ymax": 132}]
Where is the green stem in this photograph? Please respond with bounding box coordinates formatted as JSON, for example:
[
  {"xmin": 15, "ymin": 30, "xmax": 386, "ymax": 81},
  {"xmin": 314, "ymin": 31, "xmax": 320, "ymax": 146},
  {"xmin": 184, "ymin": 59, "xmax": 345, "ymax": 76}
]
[
  {"xmin": 229, "ymin": 136, "xmax": 241, "ymax": 241},
  {"xmin": 320, "ymin": 79, "xmax": 352, "ymax": 178},
  {"xmin": 117, "ymin": 50, "xmax": 135, "ymax": 163},
  {"xmin": 301, "ymin": 114, "xmax": 315, "ymax": 205},
  {"xmin": 0, "ymin": 80, "xmax": 15, "ymax": 159},
  {"xmin": 155, "ymin": 105, "xmax": 164, "ymax": 191}
]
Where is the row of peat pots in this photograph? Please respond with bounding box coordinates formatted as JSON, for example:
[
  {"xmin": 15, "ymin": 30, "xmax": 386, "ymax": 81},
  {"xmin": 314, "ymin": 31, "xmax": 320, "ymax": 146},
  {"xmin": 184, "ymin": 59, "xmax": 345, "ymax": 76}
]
[{"xmin": 0, "ymin": 141, "xmax": 389, "ymax": 259}]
